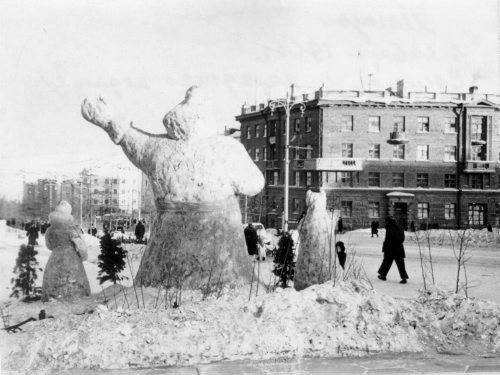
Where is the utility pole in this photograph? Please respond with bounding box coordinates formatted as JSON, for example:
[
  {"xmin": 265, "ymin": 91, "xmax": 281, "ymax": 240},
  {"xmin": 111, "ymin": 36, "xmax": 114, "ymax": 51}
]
[{"xmin": 268, "ymin": 88, "xmax": 307, "ymax": 232}]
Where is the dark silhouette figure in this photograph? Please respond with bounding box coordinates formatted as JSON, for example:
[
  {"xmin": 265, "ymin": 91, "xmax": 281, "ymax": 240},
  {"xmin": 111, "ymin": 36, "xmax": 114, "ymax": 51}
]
[
  {"xmin": 335, "ymin": 241, "xmax": 346, "ymax": 269},
  {"xmin": 410, "ymin": 221, "xmax": 416, "ymax": 232},
  {"xmin": 243, "ymin": 223, "xmax": 259, "ymax": 256},
  {"xmin": 26, "ymin": 224, "xmax": 39, "ymax": 246},
  {"xmin": 377, "ymin": 217, "xmax": 408, "ymax": 284},
  {"xmin": 135, "ymin": 220, "xmax": 146, "ymax": 242},
  {"xmin": 338, "ymin": 217, "xmax": 344, "ymax": 233},
  {"xmin": 486, "ymin": 223, "xmax": 493, "ymax": 232},
  {"xmin": 371, "ymin": 221, "xmax": 379, "ymax": 237}
]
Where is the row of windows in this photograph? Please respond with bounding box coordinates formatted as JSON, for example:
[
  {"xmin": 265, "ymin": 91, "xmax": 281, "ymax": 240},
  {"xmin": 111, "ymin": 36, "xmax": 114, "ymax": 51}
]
[
  {"xmin": 244, "ymin": 117, "xmax": 313, "ymax": 139},
  {"xmin": 92, "ymin": 199, "xmax": 138, "ymax": 205},
  {"xmin": 267, "ymin": 171, "xmax": 493, "ymax": 190},
  {"xmin": 247, "ymin": 145, "xmax": 313, "ymax": 161},
  {"xmin": 339, "ymin": 115, "xmax": 461, "ymax": 133}
]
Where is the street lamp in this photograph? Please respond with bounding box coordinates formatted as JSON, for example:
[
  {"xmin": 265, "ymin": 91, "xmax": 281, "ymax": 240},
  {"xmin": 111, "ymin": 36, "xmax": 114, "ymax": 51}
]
[{"xmin": 269, "ymin": 91, "xmax": 306, "ymax": 232}]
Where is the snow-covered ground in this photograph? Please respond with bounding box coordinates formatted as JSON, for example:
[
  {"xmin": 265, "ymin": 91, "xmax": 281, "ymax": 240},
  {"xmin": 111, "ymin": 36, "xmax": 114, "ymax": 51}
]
[{"xmin": 1, "ymin": 224, "xmax": 500, "ymax": 373}]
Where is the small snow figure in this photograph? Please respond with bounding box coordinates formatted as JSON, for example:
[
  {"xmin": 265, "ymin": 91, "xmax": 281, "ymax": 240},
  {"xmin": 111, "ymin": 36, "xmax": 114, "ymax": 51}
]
[
  {"xmin": 336, "ymin": 241, "xmax": 346, "ymax": 269},
  {"xmin": 294, "ymin": 190, "xmax": 338, "ymax": 291},
  {"xmin": 42, "ymin": 201, "xmax": 91, "ymax": 301}
]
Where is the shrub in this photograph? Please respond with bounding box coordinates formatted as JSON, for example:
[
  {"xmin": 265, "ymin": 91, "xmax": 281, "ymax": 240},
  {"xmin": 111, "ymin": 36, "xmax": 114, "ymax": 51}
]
[{"xmin": 10, "ymin": 244, "xmax": 42, "ymax": 299}]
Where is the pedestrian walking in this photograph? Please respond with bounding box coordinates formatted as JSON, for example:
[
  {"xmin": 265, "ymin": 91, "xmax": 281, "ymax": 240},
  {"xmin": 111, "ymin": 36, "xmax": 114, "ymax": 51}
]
[
  {"xmin": 243, "ymin": 223, "xmax": 259, "ymax": 256},
  {"xmin": 371, "ymin": 221, "xmax": 379, "ymax": 237},
  {"xmin": 335, "ymin": 241, "xmax": 346, "ymax": 269},
  {"xmin": 377, "ymin": 217, "xmax": 409, "ymax": 284},
  {"xmin": 26, "ymin": 223, "xmax": 39, "ymax": 246},
  {"xmin": 135, "ymin": 220, "xmax": 145, "ymax": 242},
  {"xmin": 338, "ymin": 217, "xmax": 343, "ymax": 234},
  {"xmin": 91, "ymin": 225, "xmax": 97, "ymax": 236}
]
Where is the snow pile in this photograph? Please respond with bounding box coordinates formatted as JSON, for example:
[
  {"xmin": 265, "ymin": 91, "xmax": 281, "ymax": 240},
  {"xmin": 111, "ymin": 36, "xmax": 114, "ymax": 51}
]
[
  {"xmin": 1, "ymin": 281, "xmax": 423, "ymax": 373},
  {"xmin": 410, "ymin": 288, "xmax": 500, "ymax": 354},
  {"xmin": 405, "ymin": 228, "xmax": 500, "ymax": 248}
]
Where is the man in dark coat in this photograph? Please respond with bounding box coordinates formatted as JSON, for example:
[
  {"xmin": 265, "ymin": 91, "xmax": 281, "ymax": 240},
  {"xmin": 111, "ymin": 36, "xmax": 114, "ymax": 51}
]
[
  {"xmin": 243, "ymin": 223, "xmax": 259, "ymax": 256},
  {"xmin": 377, "ymin": 217, "xmax": 409, "ymax": 284},
  {"xmin": 26, "ymin": 223, "xmax": 39, "ymax": 246},
  {"xmin": 135, "ymin": 220, "xmax": 146, "ymax": 242},
  {"xmin": 371, "ymin": 221, "xmax": 379, "ymax": 237}
]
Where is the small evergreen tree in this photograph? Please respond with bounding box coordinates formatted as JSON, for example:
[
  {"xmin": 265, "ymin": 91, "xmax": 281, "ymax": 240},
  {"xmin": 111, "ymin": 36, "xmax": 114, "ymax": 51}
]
[
  {"xmin": 97, "ymin": 232, "xmax": 128, "ymax": 285},
  {"xmin": 272, "ymin": 232, "xmax": 296, "ymax": 287},
  {"xmin": 10, "ymin": 244, "xmax": 42, "ymax": 299}
]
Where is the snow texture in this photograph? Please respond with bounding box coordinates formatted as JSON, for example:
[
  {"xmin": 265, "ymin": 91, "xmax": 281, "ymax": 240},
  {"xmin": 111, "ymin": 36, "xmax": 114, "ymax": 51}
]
[
  {"xmin": 81, "ymin": 87, "xmax": 265, "ymax": 288},
  {"xmin": 42, "ymin": 201, "xmax": 91, "ymax": 301},
  {"xmin": 294, "ymin": 191, "xmax": 339, "ymax": 291}
]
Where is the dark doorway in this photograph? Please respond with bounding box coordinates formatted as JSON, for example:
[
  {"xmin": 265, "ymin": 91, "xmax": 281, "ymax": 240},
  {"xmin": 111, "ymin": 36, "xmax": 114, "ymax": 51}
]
[{"xmin": 394, "ymin": 202, "xmax": 408, "ymax": 230}]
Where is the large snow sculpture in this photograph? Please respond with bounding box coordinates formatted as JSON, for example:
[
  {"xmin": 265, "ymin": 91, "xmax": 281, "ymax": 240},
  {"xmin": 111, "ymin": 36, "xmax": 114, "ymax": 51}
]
[
  {"xmin": 294, "ymin": 190, "xmax": 339, "ymax": 291},
  {"xmin": 42, "ymin": 201, "xmax": 91, "ymax": 300},
  {"xmin": 81, "ymin": 87, "xmax": 264, "ymax": 289}
]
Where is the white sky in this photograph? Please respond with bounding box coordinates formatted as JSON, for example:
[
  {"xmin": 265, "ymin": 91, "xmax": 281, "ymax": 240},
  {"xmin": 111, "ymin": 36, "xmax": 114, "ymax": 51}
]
[{"xmin": 0, "ymin": 0, "xmax": 499, "ymax": 200}]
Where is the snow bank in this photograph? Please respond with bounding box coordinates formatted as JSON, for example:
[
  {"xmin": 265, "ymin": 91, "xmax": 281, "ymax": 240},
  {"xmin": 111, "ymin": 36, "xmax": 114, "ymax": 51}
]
[
  {"xmin": 1, "ymin": 281, "xmax": 424, "ymax": 373},
  {"xmin": 405, "ymin": 228, "xmax": 500, "ymax": 248}
]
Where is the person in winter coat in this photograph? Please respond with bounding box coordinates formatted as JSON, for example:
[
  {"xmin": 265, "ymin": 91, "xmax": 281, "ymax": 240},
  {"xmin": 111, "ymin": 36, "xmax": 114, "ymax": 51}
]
[
  {"xmin": 371, "ymin": 221, "xmax": 379, "ymax": 237},
  {"xmin": 243, "ymin": 223, "xmax": 259, "ymax": 256},
  {"xmin": 135, "ymin": 220, "xmax": 146, "ymax": 242},
  {"xmin": 377, "ymin": 217, "xmax": 409, "ymax": 284},
  {"xmin": 26, "ymin": 223, "xmax": 39, "ymax": 246},
  {"xmin": 337, "ymin": 217, "xmax": 344, "ymax": 233}
]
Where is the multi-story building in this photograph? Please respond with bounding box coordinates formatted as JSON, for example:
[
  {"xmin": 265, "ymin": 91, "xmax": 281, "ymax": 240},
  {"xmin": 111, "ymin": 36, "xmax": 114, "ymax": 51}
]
[{"xmin": 236, "ymin": 82, "xmax": 500, "ymax": 230}]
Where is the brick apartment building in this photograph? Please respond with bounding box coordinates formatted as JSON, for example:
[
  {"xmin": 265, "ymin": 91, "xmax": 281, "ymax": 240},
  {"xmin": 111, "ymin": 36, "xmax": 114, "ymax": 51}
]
[{"xmin": 236, "ymin": 82, "xmax": 500, "ymax": 230}]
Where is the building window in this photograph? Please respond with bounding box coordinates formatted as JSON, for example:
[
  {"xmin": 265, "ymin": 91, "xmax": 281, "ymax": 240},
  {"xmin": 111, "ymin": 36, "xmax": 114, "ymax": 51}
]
[
  {"xmin": 393, "ymin": 116, "xmax": 405, "ymax": 132},
  {"xmin": 255, "ymin": 148, "xmax": 260, "ymax": 161},
  {"xmin": 105, "ymin": 179, "xmax": 109, "ymax": 184},
  {"xmin": 306, "ymin": 172, "xmax": 312, "ymax": 186},
  {"xmin": 444, "ymin": 203, "xmax": 456, "ymax": 220},
  {"xmin": 416, "ymin": 173, "xmax": 429, "ymax": 188},
  {"xmin": 305, "ymin": 145, "xmax": 312, "ymax": 159},
  {"xmin": 341, "ymin": 201, "xmax": 352, "ymax": 218},
  {"xmin": 93, "ymin": 199, "xmax": 99, "ymax": 204},
  {"xmin": 470, "ymin": 174, "xmax": 483, "ymax": 189},
  {"xmin": 247, "ymin": 126, "xmax": 252, "ymax": 139},
  {"xmin": 393, "ymin": 144, "xmax": 405, "ymax": 160},
  {"xmin": 444, "ymin": 146, "xmax": 456, "ymax": 162},
  {"xmin": 113, "ymin": 179, "xmax": 118, "ymax": 184},
  {"xmin": 468, "ymin": 203, "xmax": 486, "ymax": 225},
  {"xmin": 418, "ymin": 202, "xmax": 429, "ymax": 219},
  {"xmin": 262, "ymin": 147, "xmax": 267, "ymax": 161},
  {"xmin": 368, "ymin": 172, "xmax": 380, "ymax": 187},
  {"xmin": 270, "ymin": 120, "xmax": 276, "ymax": 136},
  {"xmin": 293, "ymin": 198, "xmax": 300, "ymax": 213},
  {"xmin": 113, "ymin": 189, "xmax": 118, "ymax": 194},
  {"xmin": 263, "ymin": 123, "xmax": 267, "ymax": 137},
  {"xmin": 294, "ymin": 118, "xmax": 301, "ymax": 132},
  {"xmin": 368, "ymin": 201, "xmax": 380, "ymax": 218},
  {"xmin": 342, "ymin": 143, "xmax": 353, "ymax": 158},
  {"xmin": 444, "ymin": 174, "xmax": 456, "ymax": 188},
  {"xmin": 341, "ymin": 172, "xmax": 353, "ymax": 185},
  {"xmin": 471, "ymin": 116, "xmax": 485, "ymax": 142},
  {"xmin": 294, "ymin": 172, "xmax": 300, "ymax": 186},
  {"xmin": 113, "ymin": 199, "xmax": 118, "ymax": 205},
  {"xmin": 274, "ymin": 171, "xmax": 279, "ymax": 185},
  {"xmin": 417, "ymin": 117, "xmax": 429, "ymax": 132},
  {"xmin": 417, "ymin": 145, "xmax": 429, "ymax": 161},
  {"xmin": 270, "ymin": 144, "xmax": 276, "ymax": 160},
  {"xmin": 471, "ymin": 145, "xmax": 486, "ymax": 161},
  {"xmin": 306, "ymin": 117, "xmax": 312, "ymax": 132},
  {"xmin": 341, "ymin": 115, "xmax": 353, "ymax": 132},
  {"xmin": 444, "ymin": 117, "xmax": 457, "ymax": 133},
  {"xmin": 368, "ymin": 116, "xmax": 380, "ymax": 132},
  {"xmin": 368, "ymin": 144, "xmax": 380, "ymax": 159},
  {"xmin": 255, "ymin": 124, "xmax": 260, "ymax": 138},
  {"xmin": 104, "ymin": 199, "xmax": 109, "ymax": 204},
  {"xmin": 392, "ymin": 173, "xmax": 404, "ymax": 187}
]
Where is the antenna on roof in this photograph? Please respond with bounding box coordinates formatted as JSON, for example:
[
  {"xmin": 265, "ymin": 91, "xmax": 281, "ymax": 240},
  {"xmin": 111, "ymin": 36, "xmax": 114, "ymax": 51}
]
[
  {"xmin": 368, "ymin": 73, "xmax": 373, "ymax": 91},
  {"xmin": 357, "ymin": 50, "xmax": 364, "ymax": 90}
]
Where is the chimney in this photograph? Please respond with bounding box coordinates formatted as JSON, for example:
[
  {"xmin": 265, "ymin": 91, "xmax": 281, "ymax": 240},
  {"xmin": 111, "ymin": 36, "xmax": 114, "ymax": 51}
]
[
  {"xmin": 469, "ymin": 86, "xmax": 478, "ymax": 94},
  {"xmin": 396, "ymin": 79, "xmax": 405, "ymax": 98}
]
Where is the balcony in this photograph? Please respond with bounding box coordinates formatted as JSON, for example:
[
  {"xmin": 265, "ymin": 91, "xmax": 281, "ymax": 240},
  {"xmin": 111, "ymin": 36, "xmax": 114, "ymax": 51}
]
[
  {"xmin": 463, "ymin": 161, "xmax": 496, "ymax": 173},
  {"xmin": 265, "ymin": 160, "xmax": 281, "ymax": 169},
  {"xmin": 387, "ymin": 131, "xmax": 409, "ymax": 144},
  {"xmin": 292, "ymin": 158, "xmax": 364, "ymax": 171}
]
